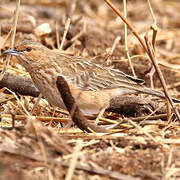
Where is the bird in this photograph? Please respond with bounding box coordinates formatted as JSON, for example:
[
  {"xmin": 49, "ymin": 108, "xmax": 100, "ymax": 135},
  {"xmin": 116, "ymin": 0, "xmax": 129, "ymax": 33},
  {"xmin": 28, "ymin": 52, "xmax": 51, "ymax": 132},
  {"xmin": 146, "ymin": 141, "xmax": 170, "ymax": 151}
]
[{"xmin": 3, "ymin": 40, "xmax": 180, "ymax": 116}]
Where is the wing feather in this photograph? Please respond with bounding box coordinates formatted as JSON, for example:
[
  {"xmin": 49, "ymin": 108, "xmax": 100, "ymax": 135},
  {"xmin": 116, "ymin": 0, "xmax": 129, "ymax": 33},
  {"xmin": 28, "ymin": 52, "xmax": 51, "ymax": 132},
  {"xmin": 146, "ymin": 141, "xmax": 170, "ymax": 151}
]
[{"xmin": 57, "ymin": 53, "xmax": 144, "ymax": 91}]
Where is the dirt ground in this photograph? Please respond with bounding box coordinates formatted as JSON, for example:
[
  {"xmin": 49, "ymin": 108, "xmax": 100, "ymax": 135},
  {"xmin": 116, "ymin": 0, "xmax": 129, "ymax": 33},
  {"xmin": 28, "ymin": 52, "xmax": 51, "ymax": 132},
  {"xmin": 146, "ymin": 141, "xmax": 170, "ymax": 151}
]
[{"xmin": 0, "ymin": 0, "xmax": 180, "ymax": 179}]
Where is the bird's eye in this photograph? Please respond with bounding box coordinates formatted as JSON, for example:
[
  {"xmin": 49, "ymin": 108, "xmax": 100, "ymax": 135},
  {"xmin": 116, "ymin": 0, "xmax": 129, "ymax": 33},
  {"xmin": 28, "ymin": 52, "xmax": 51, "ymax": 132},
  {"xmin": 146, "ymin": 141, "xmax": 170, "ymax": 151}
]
[{"xmin": 26, "ymin": 47, "xmax": 32, "ymax": 52}]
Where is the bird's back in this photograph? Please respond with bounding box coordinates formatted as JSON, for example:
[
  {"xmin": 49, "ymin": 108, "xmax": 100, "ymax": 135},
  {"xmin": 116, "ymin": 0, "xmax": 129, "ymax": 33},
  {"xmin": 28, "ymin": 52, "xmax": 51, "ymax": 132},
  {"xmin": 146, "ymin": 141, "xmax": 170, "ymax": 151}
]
[{"xmin": 55, "ymin": 53, "xmax": 144, "ymax": 91}]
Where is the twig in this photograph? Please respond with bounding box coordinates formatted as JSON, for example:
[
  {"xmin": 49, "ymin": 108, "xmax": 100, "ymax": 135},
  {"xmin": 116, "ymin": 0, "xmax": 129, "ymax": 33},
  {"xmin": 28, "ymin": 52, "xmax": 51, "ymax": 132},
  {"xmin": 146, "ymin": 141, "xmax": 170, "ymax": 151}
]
[
  {"xmin": 104, "ymin": 0, "xmax": 148, "ymax": 52},
  {"xmin": 122, "ymin": 114, "xmax": 170, "ymax": 123},
  {"xmin": 146, "ymin": 0, "xmax": 158, "ymax": 89},
  {"xmin": 0, "ymin": 72, "xmax": 39, "ymax": 97},
  {"xmin": 144, "ymin": 36, "xmax": 180, "ymax": 121},
  {"xmin": 56, "ymin": 76, "xmax": 108, "ymax": 133},
  {"xmin": 151, "ymin": 25, "xmax": 158, "ymax": 52},
  {"xmin": 0, "ymin": 114, "xmax": 70, "ymax": 123},
  {"xmin": 147, "ymin": 0, "xmax": 158, "ymax": 50},
  {"xmin": 104, "ymin": 0, "xmax": 180, "ymax": 121}
]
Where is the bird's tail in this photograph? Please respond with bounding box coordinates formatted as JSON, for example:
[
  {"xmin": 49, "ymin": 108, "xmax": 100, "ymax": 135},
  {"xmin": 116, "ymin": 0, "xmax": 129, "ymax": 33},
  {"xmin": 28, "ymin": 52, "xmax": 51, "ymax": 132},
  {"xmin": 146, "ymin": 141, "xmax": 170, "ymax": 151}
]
[{"xmin": 138, "ymin": 87, "xmax": 180, "ymax": 103}]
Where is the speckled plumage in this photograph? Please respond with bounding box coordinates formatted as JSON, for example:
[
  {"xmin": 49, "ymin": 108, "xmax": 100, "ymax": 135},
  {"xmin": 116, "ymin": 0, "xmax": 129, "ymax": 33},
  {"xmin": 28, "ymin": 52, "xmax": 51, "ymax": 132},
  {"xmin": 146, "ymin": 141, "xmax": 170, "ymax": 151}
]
[{"xmin": 3, "ymin": 40, "xmax": 180, "ymax": 116}]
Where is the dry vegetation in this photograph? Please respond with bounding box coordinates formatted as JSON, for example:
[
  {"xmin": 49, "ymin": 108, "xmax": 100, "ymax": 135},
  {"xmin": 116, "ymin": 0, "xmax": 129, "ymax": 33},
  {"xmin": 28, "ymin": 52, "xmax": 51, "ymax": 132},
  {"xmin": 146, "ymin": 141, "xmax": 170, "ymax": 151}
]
[{"xmin": 0, "ymin": 0, "xmax": 180, "ymax": 179}]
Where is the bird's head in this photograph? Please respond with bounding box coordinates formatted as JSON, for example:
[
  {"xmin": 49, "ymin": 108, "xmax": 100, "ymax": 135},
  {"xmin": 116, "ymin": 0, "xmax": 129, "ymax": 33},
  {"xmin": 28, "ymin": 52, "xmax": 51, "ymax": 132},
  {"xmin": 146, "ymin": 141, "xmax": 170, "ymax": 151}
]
[{"xmin": 3, "ymin": 40, "xmax": 50, "ymax": 69}]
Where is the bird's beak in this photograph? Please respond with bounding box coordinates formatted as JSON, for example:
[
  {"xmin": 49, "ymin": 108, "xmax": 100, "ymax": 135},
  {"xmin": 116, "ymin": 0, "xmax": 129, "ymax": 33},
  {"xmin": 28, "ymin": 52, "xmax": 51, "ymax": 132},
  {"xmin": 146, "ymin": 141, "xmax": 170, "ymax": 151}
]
[{"xmin": 2, "ymin": 49, "xmax": 23, "ymax": 56}]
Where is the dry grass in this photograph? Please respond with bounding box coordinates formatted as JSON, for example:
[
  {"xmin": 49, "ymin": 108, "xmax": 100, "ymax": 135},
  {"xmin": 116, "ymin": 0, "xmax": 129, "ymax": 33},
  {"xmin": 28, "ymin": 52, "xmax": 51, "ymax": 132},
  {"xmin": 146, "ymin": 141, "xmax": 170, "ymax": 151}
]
[{"xmin": 0, "ymin": 0, "xmax": 180, "ymax": 179}]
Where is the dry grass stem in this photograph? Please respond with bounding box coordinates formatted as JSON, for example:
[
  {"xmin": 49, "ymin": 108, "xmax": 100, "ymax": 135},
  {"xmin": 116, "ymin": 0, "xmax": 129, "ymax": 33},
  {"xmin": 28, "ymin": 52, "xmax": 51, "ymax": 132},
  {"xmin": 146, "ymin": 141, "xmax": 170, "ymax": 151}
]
[
  {"xmin": 144, "ymin": 36, "xmax": 180, "ymax": 121},
  {"xmin": 104, "ymin": 0, "xmax": 148, "ymax": 52},
  {"xmin": 127, "ymin": 119, "xmax": 158, "ymax": 143},
  {"xmin": 55, "ymin": 21, "xmax": 60, "ymax": 49},
  {"xmin": 147, "ymin": 0, "xmax": 158, "ymax": 50},
  {"xmin": 0, "ymin": 1, "xmax": 180, "ymax": 179},
  {"xmin": 104, "ymin": 36, "xmax": 121, "ymax": 65},
  {"xmin": 0, "ymin": 0, "xmax": 20, "ymax": 81},
  {"xmin": 60, "ymin": 17, "xmax": 71, "ymax": 50},
  {"xmin": 5, "ymin": 87, "xmax": 30, "ymax": 116},
  {"xmin": 123, "ymin": 0, "xmax": 136, "ymax": 77},
  {"xmin": 70, "ymin": 20, "xmax": 86, "ymax": 42},
  {"xmin": 0, "ymin": 29, "xmax": 12, "ymax": 52},
  {"xmin": 65, "ymin": 139, "xmax": 83, "ymax": 180}
]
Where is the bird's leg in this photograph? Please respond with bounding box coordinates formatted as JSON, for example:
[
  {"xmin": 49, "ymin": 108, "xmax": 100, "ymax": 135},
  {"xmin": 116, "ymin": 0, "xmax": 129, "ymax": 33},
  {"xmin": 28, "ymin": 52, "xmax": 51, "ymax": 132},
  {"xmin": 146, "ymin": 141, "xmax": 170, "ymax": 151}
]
[
  {"xmin": 31, "ymin": 93, "xmax": 43, "ymax": 114},
  {"xmin": 95, "ymin": 107, "xmax": 106, "ymax": 125}
]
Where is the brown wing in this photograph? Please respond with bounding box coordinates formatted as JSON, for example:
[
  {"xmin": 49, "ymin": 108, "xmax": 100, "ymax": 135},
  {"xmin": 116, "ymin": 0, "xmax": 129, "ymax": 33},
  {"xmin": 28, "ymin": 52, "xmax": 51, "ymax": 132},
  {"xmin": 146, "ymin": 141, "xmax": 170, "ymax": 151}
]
[{"xmin": 57, "ymin": 53, "xmax": 144, "ymax": 91}]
